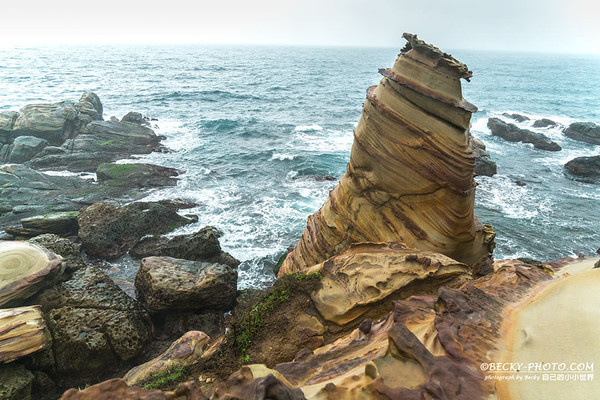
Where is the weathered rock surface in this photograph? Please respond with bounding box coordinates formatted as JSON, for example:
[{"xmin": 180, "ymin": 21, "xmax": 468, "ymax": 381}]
[
  {"xmin": 487, "ymin": 117, "xmax": 561, "ymax": 151},
  {"xmin": 470, "ymin": 136, "xmax": 497, "ymax": 176},
  {"xmin": 121, "ymin": 111, "xmax": 150, "ymax": 126},
  {"xmin": 279, "ymin": 33, "xmax": 495, "ymax": 276},
  {"xmin": 307, "ymin": 242, "xmax": 471, "ymax": 325},
  {"xmin": 130, "ymin": 226, "xmax": 240, "ymax": 268},
  {"xmin": 135, "ymin": 257, "xmax": 237, "ymax": 312},
  {"xmin": 96, "ymin": 162, "xmax": 178, "ymax": 187},
  {"xmin": 0, "ymin": 241, "xmax": 63, "ymax": 307},
  {"xmin": 78, "ymin": 201, "xmax": 195, "ymax": 259},
  {"xmin": 532, "ymin": 118, "xmax": 556, "ymax": 128},
  {"xmin": 0, "ymin": 364, "xmax": 35, "ymax": 400},
  {"xmin": 564, "ymin": 155, "xmax": 600, "ymax": 178},
  {"xmin": 0, "ymin": 111, "xmax": 19, "ymax": 140},
  {"xmin": 29, "ymin": 234, "xmax": 86, "ymax": 272},
  {"xmin": 213, "ymin": 366, "xmax": 305, "ymax": 400},
  {"xmin": 563, "ymin": 121, "xmax": 600, "ymax": 145},
  {"xmin": 30, "ymin": 266, "xmax": 152, "ymax": 376},
  {"xmin": 61, "ymin": 378, "xmax": 208, "ymax": 400},
  {"xmin": 124, "ymin": 331, "xmax": 211, "ymax": 386},
  {"xmin": 11, "ymin": 102, "xmax": 79, "ymax": 146},
  {"xmin": 5, "ymin": 136, "xmax": 48, "ymax": 163},
  {"xmin": 19, "ymin": 211, "xmax": 79, "ymax": 236},
  {"xmin": 0, "ymin": 306, "xmax": 51, "ymax": 363}
]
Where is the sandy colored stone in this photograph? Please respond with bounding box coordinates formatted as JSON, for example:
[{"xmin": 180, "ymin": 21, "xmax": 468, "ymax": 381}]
[
  {"xmin": 279, "ymin": 33, "xmax": 494, "ymax": 277},
  {"xmin": 0, "ymin": 306, "xmax": 51, "ymax": 363},
  {"xmin": 0, "ymin": 241, "xmax": 63, "ymax": 306},
  {"xmin": 123, "ymin": 331, "xmax": 210, "ymax": 386},
  {"xmin": 308, "ymin": 242, "xmax": 470, "ymax": 325}
]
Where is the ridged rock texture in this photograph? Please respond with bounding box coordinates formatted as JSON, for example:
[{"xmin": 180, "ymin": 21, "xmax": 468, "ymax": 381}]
[
  {"xmin": 0, "ymin": 241, "xmax": 63, "ymax": 306},
  {"xmin": 0, "ymin": 306, "xmax": 51, "ymax": 364},
  {"xmin": 279, "ymin": 33, "xmax": 495, "ymax": 277}
]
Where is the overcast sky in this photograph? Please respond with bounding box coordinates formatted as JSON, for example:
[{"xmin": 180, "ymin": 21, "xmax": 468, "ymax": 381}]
[{"xmin": 1, "ymin": 0, "xmax": 598, "ymax": 54}]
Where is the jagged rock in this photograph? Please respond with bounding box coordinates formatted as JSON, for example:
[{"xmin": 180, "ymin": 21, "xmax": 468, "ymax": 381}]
[
  {"xmin": 29, "ymin": 234, "xmax": 86, "ymax": 272},
  {"xmin": 0, "ymin": 241, "xmax": 63, "ymax": 307},
  {"xmin": 6, "ymin": 136, "xmax": 48, "ymax": 163},
  {"xmin": 28, "ymin": 119, "xmax": 162, "ymax": 172},
  {"xmin": 470, "ymin": 136, "xmax": 497, "ymax": 176},
  {"xmin": 0, "ymin": 111, "xmax": 19, "ymax": 141},
  {"xmin": 565, "ymin": 155, "xmax": 600, "ymax": 178},
  {"xmin": 213, "ymin": 366, "xmax": 305, "ymax": 400},
  {"xmin": 563, "ymin": 121, "xmax": 600, "ymax": 145},
  {"xmin": 78, "ymin": 201, "xmax": 195, "ymax": 259},
  {"xmin": 487, "ymin": 117, "xmax": 561, "ymax": 151},
  {"xmin": 502, "ymin": 112, "xmax": 529, "ymax": 122},
  {"xmin": 76, "ymin": 92, "xmax": 103, "ymax": 123},
  {"xmin": 0, "ymin": 306, "xmax": 51, "ymax": 363},
  {"xmin": 308, "ymin": 243, "xmax": 470, "ymax": 325},
  {"xmin": 124, "ymin": 331, "xmax": 211, "ymax": 386},
  {"xmin": 20, "ymin": 211, "xmax": 79, "ymax": 236},
  {"xmin": 121, "ymin": 111, "xmax": 149, "ymax": 126},
  {"xmin": 279, "ymin": 33, "xmax": 495, "ymax": 276},
  {"xmin": 135, "ymin": 256, "xmax": 237, "ymax": 312},
  {"xmin": 96, "ymin": 162, "xmax": 178, "ymax": 187},
  {"xmin": 31, "ymin": 266, "xmax": 152, "ymax": 376},
  {"xmin": 11, "ymin": 102, "xmax": 79, "ymax": 145},
  {"xmin": 61, "ymin": 378, "xmax": 208, "ymax": 399},
  {"xmin": 533, "ymin": 118, "xmax": 556, "ymax": 128},
  {"xmin": 0, "ymin": 364, "xmax": 35, "ymax": 400},
  {"xmin": 130, "ymin": 226, "xmax": 240, "ymax": 268}
]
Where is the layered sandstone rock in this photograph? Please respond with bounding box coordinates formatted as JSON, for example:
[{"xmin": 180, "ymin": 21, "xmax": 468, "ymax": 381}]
[
  {"xmin": 0, "ymin": 306, "xmax": 51, "ymax": 363},
  {"xmin": 279, "ymin": 33, "xmax": 495, "ymax": 276}
]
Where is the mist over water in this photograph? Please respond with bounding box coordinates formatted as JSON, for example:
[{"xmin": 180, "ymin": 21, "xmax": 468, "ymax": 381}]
[{"xmin": 1, "ymin": 45, "xmax": 599, "ymax": 288}]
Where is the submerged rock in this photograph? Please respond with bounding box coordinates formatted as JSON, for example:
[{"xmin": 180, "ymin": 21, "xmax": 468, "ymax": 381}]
[
  {"xmin": 96, "ymin": 162, "xmax": 178, "ymax": 187},
  {"xmin": 532, "ymin": 118, "xmax": 556, "ymax": 128},
  {"xmin": 135, "ymin": 256, "xmax": 238, "ymax": 312},
  {"xmin": 0, "ymin": 241, "xmax": 64, "ymax": 307},
  {"xmin": 470, "ymin": 136, "xmax": 497, "ymax": 176},
  {"xmin": 78, "ymin": 201, "xmax": 195, "ymax": 259},
  {"xmin": 563, "ymin": 121, "xmax": 600, "ymax": 145},
  {"xmin": 565, "ymin": 155, "xmax": 600, "ymax": 179},
  {"xmin": 487, "ymin": 117, "xmax": 561, "ymax": 151},
  {"xmin": 279, "ymin": 33, "xmax": 495, "ymax": 276}
]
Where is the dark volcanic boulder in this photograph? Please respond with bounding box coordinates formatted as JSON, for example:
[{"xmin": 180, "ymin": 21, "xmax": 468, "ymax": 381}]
[
  {"xmin": 78, "ymin": 201, "xmax": 195, "ymax": 259},
  {"xmin": 30, "ymin": 266, "xmax": 152, "ymax": 377},
  {"xmin": 564, "ymin": 155, "xmax": 600, "ymax": 178},
  {"xmin": 0, "ymin": 364, "xmax": 34, "ymax": 400},
  {"xmin": 96, "ymin": 163, "xmax": 178, "ymax": 188},
  {"xmin": 130, "ymin": 226, "xmax": 240, "ymax": 268},
  {"xmin": 135, "ymin": 256, "xmax": 237, "ymax": 312},
  {"xmin": 487, "ymin": 117, "xmax": 561, "ymax": 151},
  {"xmin": 563, "ymin": 122, "xmax": 600, "ymax": 145},
  {"xmin": 29, "ymin": 234, "xmax": 86, "ymax": 273},
  {"xmin": 533, "ymin": 118, "xmax": 556, "ymax": 128},
  {"xmin": 470, "ymin": 136, "xmax": 497, "ymax": 177}
]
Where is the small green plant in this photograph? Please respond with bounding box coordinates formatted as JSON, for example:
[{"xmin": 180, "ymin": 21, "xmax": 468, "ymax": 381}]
[
  {"xmin": 141, "ymin": 365, "xmax": 187, "ymax": 390},
  {"xmin": 234, "ymin": 271, "xmax": 322, "ymax": 363}
]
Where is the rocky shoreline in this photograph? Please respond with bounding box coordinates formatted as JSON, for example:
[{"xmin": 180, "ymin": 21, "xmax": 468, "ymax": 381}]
[{"xmin": 1, "ymin": 34, "xmax": 599, "ymax": 400}]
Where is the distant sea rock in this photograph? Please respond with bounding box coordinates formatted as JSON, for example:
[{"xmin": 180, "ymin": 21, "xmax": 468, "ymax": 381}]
[
  {"xmin": 565, "ymin": 155, "xmax": 600, "ymax": 179},
  {"xmin": 533, "ymin": 118, "xmax": 556, "ymax": 128},
  {"xmin": 487, "ymin": 117, "xmax": 561, "ymax": 151},
  {"xmin": 470, "ymin": 136, "xmax": 497, "ymax": 176},
  {"xmin": 563, "ymin": 122, "xmax": 600, "ymax": 145}
]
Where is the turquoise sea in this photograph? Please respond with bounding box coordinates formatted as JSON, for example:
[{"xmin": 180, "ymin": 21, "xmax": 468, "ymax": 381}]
[{"xmin": 1, "ymin": 45, "xmax": 599, "ymax": 288}]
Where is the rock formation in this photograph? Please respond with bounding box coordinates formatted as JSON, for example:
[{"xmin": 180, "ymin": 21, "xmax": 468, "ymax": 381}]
[
  {"xmin": 0, "ymin": 241, "xmax": 63, "ymax": 307},
  {"xmin": 279, "ymin": 33, "xmax": 495, "ymax": 276},
  {"xmin": 0, "ymin": 306, "xmax": 51, "ymax": 363},
  {"xmin": 563, "ymin": 121, "xmax": 600, "ymax": 144},
  {"xmin": 565, "ymin": 155, "xmax": 600, "ymax": 179},
  {"xmin": 487, "ymin": 117, "xmax": 561, "ymax": 151}
]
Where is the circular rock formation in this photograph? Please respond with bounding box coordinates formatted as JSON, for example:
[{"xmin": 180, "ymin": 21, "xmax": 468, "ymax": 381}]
[{"xmin": 0, "ymin": 241, "xmax": 63, "ymax": 306}]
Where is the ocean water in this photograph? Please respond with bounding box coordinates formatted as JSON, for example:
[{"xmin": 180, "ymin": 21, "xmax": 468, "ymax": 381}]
[{"xmin": 1, "ymin": 45, "xmax": 599, "ymax": 289}]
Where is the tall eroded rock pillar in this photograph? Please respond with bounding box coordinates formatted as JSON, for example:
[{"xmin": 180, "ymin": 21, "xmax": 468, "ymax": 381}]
[{"xmin": 279, "ymin": 33, "xmax": 495, "ymax": 276}]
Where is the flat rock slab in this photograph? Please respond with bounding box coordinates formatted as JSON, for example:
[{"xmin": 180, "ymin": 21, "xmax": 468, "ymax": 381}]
[
  {"xmin": 96, "ymin": 163, "xmax": 178, "ymax": 188},
  {"xmin": 135, "ymin": 256, "xmax": 237, "ymax": 312},
  {"xmin": 0, "ymin": 241, "xmax": 63, "ymax": 307},
  {"xmin": 20, "ymin": 211, "xmax": 79, "ymax": 236}
]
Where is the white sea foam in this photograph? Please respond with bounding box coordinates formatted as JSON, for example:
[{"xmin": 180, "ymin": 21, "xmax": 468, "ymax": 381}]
[
  {"xmin": 294, "ymin": 124, "xmax": 323, "ymax": 132},
  {"xmin": 271, "ymin": 153, "xmax": 296, "ymax": 160}
]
